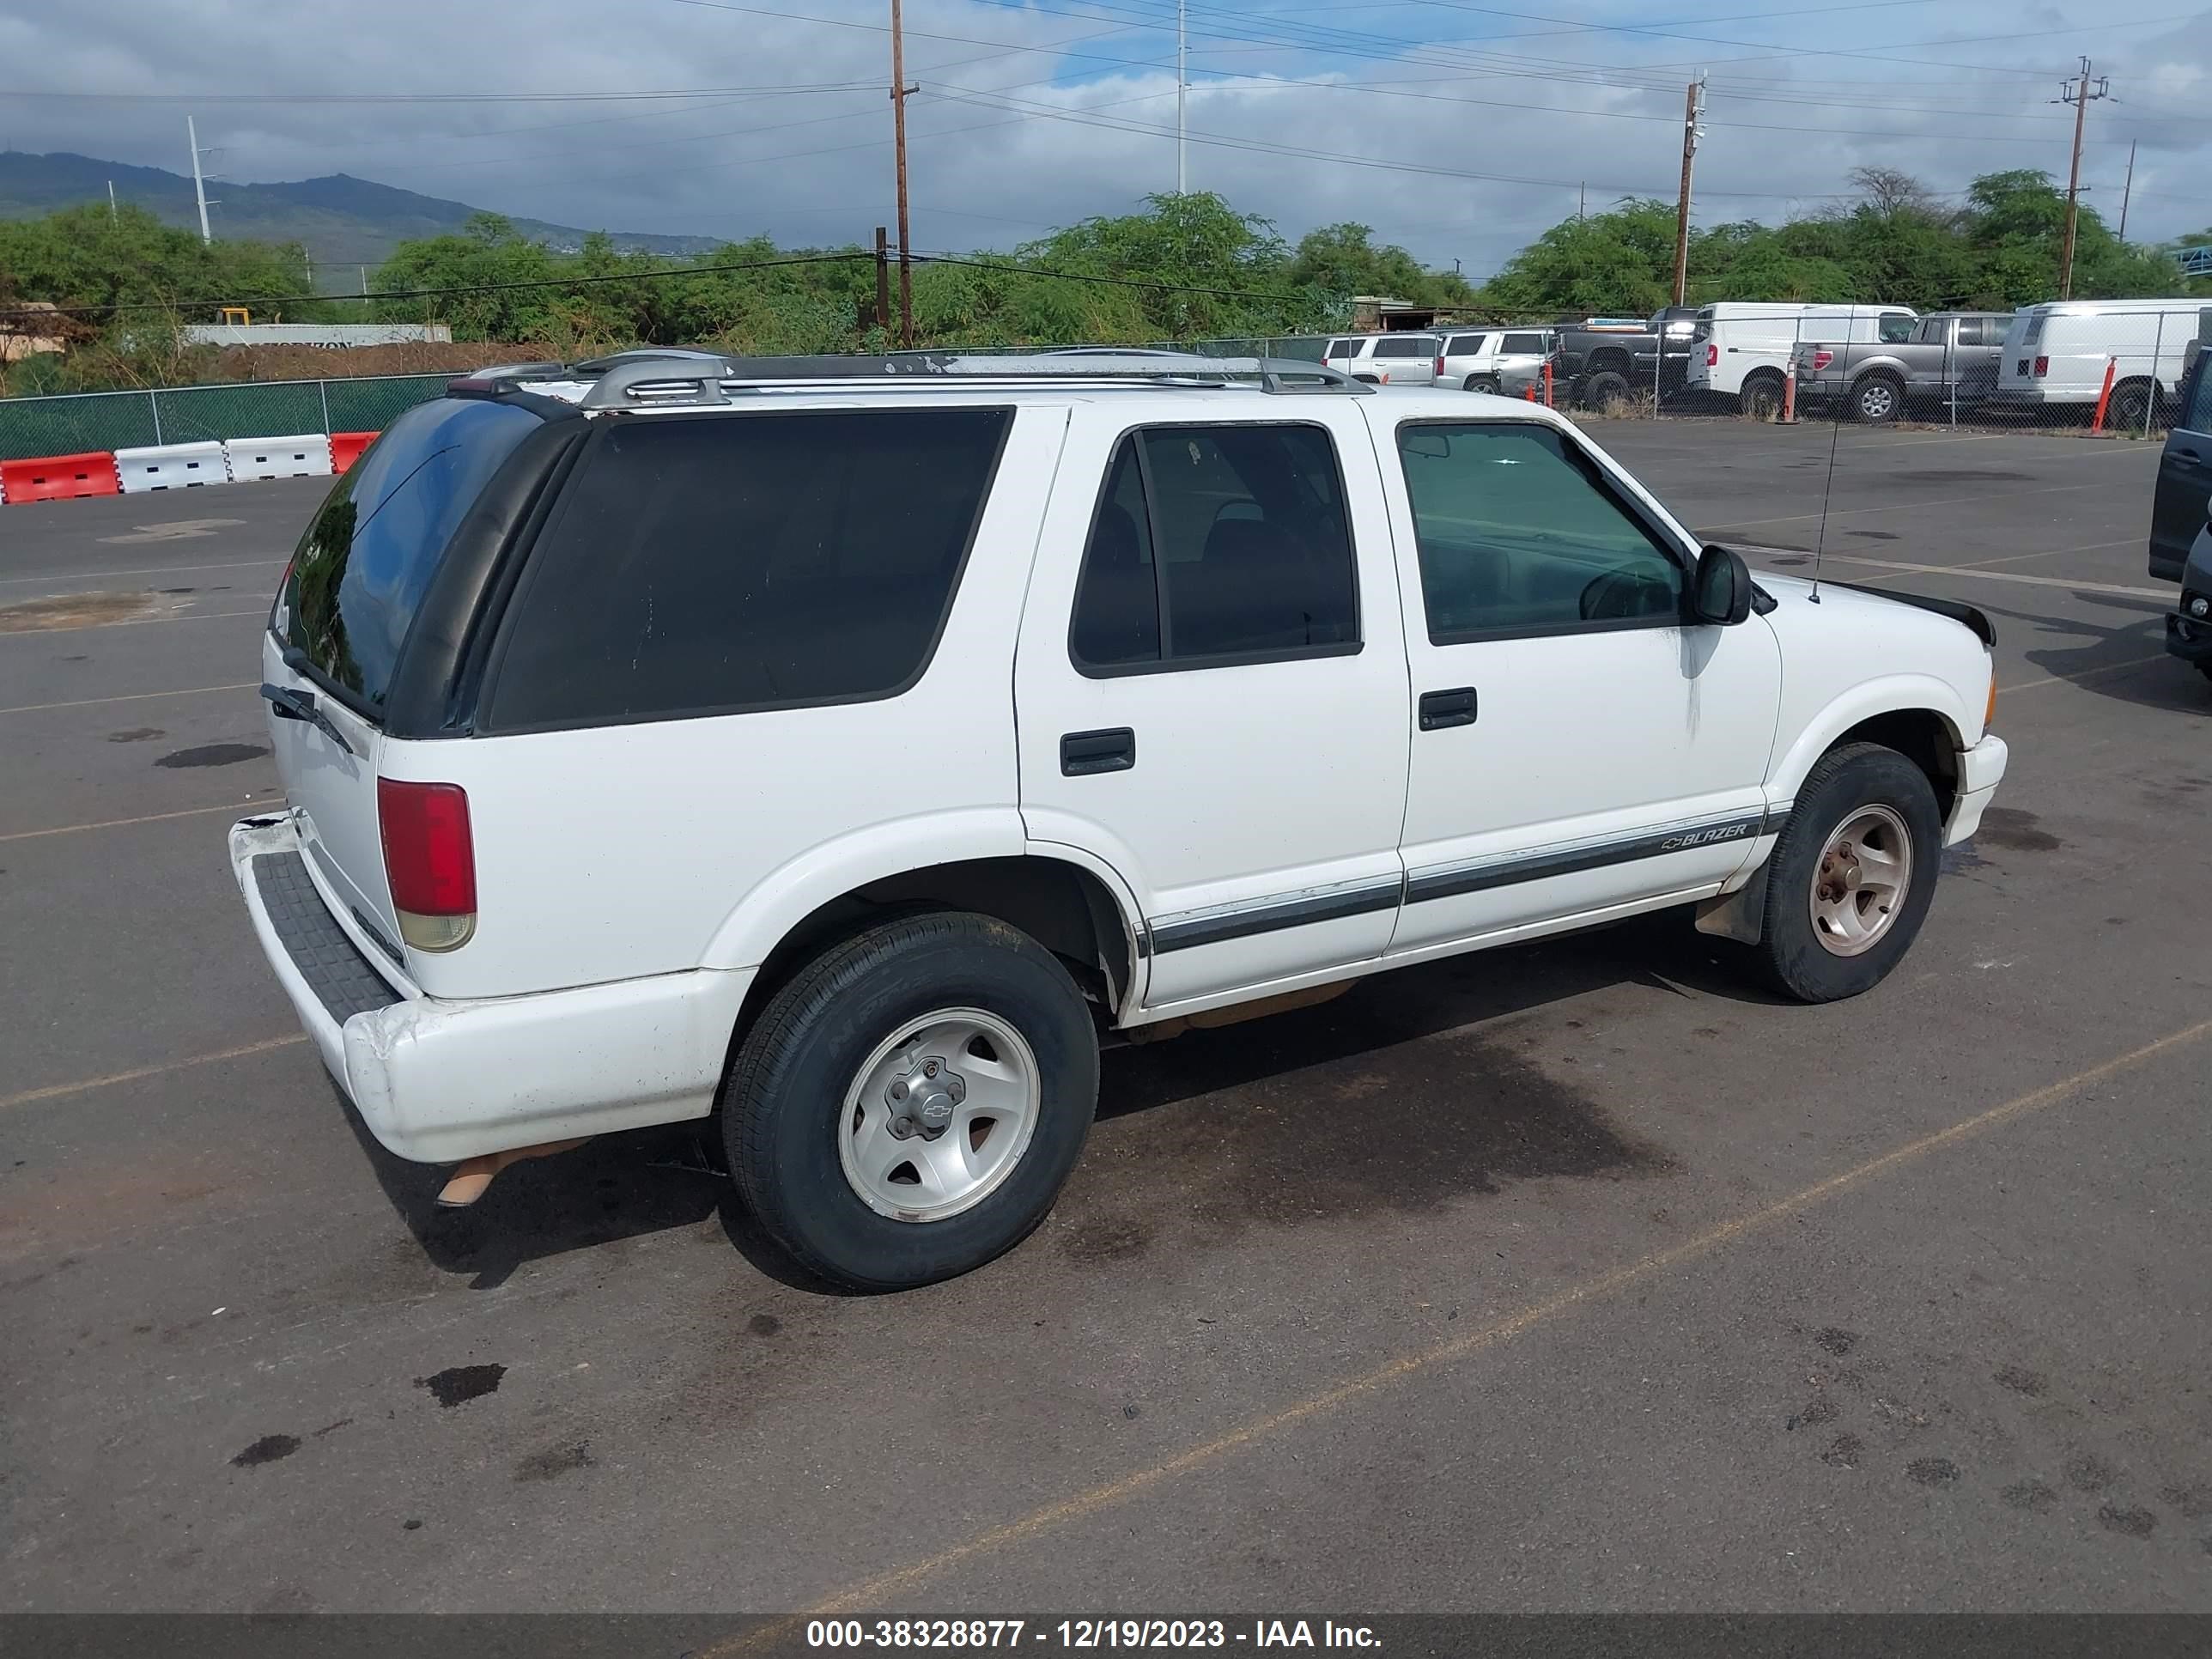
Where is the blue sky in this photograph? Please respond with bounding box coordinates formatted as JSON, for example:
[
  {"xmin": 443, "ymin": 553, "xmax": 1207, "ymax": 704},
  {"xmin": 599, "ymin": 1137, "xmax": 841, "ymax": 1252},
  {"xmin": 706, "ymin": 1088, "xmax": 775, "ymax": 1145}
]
[{"xmin": 3, "ymin": 0, "xmax": 2205, "ymax": 274}]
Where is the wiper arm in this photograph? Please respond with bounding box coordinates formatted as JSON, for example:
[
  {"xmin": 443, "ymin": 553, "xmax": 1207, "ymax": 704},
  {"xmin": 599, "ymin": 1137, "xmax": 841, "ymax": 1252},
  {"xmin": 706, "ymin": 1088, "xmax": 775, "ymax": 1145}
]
[{"xmin": 259, "ymin": 682, "xmax": 356, "ymax": 757}]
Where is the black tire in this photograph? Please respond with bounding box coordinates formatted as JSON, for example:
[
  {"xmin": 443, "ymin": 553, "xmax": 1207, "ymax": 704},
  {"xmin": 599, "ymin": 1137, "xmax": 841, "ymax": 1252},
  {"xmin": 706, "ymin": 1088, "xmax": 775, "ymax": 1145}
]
[
  {"xmin": 1741, "ymin": 374, "xmax": 1785, "ymax": 421},
  {"xmin": 1468, "ymin": 374, "xmax": 1501, "ymax": 395},
  {"xmin": 1851, "ymin": 373, "xmax": 1904, "ymax": 424},
  {"xmin": 1753, "ymin": 743, "xmax": 1942, "ymax": 1003},
  {"xmin": 2110, "ymin": 380, "xmax": 2159, "ymax": 431},
  {"xmin": 723, "ymin": 912, "xmax": 1098, "ymax": 1290},
  {"xmin": 1584, "ymin": 369, "xmax": 1632, "ymax": 413}
]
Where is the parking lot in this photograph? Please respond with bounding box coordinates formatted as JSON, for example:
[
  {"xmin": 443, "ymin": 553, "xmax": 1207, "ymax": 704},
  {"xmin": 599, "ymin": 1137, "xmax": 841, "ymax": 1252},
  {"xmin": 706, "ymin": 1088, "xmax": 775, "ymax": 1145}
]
[{"xmin": 5, "ymin": 419, "xmax": 2210, "ymax": 1617}]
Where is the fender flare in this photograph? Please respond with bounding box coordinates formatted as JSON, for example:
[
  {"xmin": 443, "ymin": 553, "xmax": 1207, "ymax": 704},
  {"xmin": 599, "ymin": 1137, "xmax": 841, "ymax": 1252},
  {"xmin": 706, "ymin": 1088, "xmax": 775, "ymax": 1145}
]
[
  {"xmin": 702, "ymin": 808, "xmax": 1028, "ymax": 971},
  {"xmin": 1766, "ymin": 674, "xmax": 1972, "ymax": 810}
]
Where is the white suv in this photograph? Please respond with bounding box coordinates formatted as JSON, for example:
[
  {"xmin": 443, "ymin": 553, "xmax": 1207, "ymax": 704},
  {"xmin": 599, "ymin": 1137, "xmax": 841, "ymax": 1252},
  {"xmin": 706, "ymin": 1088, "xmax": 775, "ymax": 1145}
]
[
  {"xmin": 233, "ymin": 351, "xmax": 2008, "ymax": 1289},
  {"xmin": 1321, "ymin": 332, "xmax": 1439, "ymax": 386}
]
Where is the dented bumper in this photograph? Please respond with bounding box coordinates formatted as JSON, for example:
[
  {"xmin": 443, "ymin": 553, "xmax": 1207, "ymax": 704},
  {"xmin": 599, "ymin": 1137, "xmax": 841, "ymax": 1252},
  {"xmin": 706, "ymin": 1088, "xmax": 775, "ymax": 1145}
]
[{"xmin": 230, "ymin": 815, "xmax": 747, "ymax": 1164}]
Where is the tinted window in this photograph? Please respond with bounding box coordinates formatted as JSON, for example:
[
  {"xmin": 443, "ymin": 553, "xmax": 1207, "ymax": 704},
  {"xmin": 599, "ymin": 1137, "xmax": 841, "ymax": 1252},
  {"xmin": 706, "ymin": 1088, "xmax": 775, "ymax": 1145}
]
[
  {"xmin": 1374, "ymin": 336, "xmax": 1431, "ymax": 358},
  {"xmin": 274, "ymin": 398, "xmax": 541, "ymax": 714},
  {"xmin": 1323, "ymin": 339, "xmax": 1350, "ymax": 358},
  {"xmin": 2187, "ymin": 350, "xmax": 2212, "ymax": 431},
  {"xmin": 1879, "ymin": 313, "xmax": 1916, "ymax": 344},
  {"xmin": 1396, "ymin": 422, "xmax": 1684, "ymax": 641},
  {"xmin": 1446, "ymin": 334, "xmax": 1486, "ymax": 356},
  {"xmin": 485, "ymin": 408, "xmax": 1007, "ymax": 730},
  {"xmin": 1069, "ymin": 424, "xmax": 1358, "ymax": 671},
  {"xmin": 1502, "ymin": 332, "xmax": 1547, "ymax": 355}
]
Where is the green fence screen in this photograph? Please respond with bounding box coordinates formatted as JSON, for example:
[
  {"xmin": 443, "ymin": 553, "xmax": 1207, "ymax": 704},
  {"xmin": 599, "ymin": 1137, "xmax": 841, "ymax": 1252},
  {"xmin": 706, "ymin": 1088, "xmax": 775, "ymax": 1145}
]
[{"xmin": 0, "ymin": 374, "xmax": 454, "ymax": 463}]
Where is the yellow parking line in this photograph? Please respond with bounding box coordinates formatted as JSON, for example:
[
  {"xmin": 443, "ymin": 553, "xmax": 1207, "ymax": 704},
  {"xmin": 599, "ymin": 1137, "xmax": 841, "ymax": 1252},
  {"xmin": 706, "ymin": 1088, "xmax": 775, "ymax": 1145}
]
[
  {"xmin": 0, "ymin": 799, "xmax": 262, "ymax": 843},
  {"xmin": 0, "ymin": 1034, "xmax": 310, "ymax": 1113},
  {"xmin": 0, "ymin": 681, "xmax": 257, "ymax": 717},
  {"xmin": 744, "ymin": 1015, "xmax": 2212, "ymax": 1631}
]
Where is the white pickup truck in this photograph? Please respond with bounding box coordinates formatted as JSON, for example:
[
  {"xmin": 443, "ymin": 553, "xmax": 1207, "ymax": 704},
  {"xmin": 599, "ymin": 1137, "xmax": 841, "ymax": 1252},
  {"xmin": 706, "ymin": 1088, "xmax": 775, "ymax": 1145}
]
[{"xmin": 231, "ymin": 353, "xmax": 2008, "ymax": 1289}]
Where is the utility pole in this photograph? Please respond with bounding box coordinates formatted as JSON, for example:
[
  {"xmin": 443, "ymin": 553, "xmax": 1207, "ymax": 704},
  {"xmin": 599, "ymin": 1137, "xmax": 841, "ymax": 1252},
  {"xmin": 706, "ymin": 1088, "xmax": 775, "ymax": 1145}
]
[
  {"xmin": 1669, "ymin": 74, "xmax": 1705, "ymax": 307},
  {"xmin": 1577, "ymin": 180, "xmax": 1586, "ymax": 222},
  {"xmin": 2118, "ymin": 137, "xmax": 2137, "ymax": 242},
  {"xmin": 187, "ymin": 116, "xmax": 214, "ymax": 244},
  {"xmin": 1176, "ymin": 0, "xmax": 1188, "ymax": 194},
  {"xmin": 889, "ymin": 0, "xmax": 915, "ymax": 349},
  {"xmin": 2055, "ymin": 58, "xmax": 2108, "ymax": 301},
  {"xmin": 107, "ymin": 179, "xmax": 117, "ymax": 220}
]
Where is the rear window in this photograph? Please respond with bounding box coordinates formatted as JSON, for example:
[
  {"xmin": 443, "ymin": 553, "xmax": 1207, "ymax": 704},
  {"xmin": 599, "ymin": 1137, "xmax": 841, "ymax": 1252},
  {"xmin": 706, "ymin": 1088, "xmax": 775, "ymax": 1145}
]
[
  {"xmin": 482, "ymin": 407, "xmax": 1009, "ymax": 731},
  {"xmin": 274, "ymin": 397, "xmax": 542, "ymax": 716},
  {"xmin": 1502, "ymin": 331, "xmax": 1547, "ymax": 354}
]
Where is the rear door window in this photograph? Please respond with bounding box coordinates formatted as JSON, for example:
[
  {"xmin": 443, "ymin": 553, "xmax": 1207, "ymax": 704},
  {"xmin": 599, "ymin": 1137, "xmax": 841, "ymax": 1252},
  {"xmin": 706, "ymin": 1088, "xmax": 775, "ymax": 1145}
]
[
  {"xmin": 1502, "ymin": 332, "xmax": 1547, "ymax": 355},
  {"xmin": 483, "ymin": 407, "xmax": 1009, "ymax": 731},
  {"xmin": 1068, "ymin": 423, "xmax": 1358, "ymax": 672},
  {"xmin": 274, "ymin": 397, "xmax": 543, "ymax": 716},
  {"xmin": 1374, "ymin": 336, "xmax": 1430, "ymax": 359},
  {"xmin": 2186, "ymin": 351, "xmax": 2212, "ymax": 432}
]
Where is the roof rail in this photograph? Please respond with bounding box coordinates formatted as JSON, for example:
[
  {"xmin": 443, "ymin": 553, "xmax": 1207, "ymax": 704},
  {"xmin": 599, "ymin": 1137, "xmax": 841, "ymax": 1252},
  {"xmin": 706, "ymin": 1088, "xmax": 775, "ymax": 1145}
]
[
  {"xmin": 447, "ymin": 361, "xmax": 568, "ymax": 396},
  {"xmin": 568, "ymin": 351, "xmax": 1367, "ymax": 409}
]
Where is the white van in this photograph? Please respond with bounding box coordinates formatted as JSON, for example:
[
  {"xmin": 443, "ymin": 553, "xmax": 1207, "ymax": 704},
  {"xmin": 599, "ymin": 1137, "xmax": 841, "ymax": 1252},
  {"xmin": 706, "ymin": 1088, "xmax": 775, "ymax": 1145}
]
[
  {"xmin": 1686, "ymin": 302, "xmax": 1918, "ymax": 416},
  {"xmin": 1993, "ymin": 300, "xmax": 2212, "ymax": 428}
]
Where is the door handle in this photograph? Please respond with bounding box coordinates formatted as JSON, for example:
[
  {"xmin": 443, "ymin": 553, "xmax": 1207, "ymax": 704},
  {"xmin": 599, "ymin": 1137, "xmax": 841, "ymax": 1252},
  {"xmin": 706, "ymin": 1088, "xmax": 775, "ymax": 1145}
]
[
  {"xmin": 1418, "ymin": 687, "xmax": 1478, "ymax": 731},
  {"xmin": 1060, "ymin": 727, "xmax": 1135, "ymax": 776}
]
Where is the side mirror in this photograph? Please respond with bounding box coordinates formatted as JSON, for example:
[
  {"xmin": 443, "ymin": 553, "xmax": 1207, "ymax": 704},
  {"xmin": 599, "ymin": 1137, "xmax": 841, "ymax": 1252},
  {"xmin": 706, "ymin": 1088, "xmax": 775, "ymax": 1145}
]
[{"xmin": 1690, "ymin": 544, "xmax": 1753, "ymax": 626}]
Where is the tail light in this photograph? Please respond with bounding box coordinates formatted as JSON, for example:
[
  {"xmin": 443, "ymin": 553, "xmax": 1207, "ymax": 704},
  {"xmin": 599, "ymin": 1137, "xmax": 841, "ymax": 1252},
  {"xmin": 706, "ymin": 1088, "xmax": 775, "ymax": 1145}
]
[
  {"xmin": 378, "ymin": 777, "xmax": 477, "ymax": 951},
  {"xmin": 2033, "ymin": 356, "xmax": 2049, "ymax": 377},
  {"xmin": 1435, "ymin": 354, "xmax": 1446, "ymax": 378},
  {"xmin": 1705, "ymin": 343, "xmax": 1719, "ymax": 367},
  {"xmin": 1811, "ymin": 349, "xmax": 1833, "ymax": 371}
]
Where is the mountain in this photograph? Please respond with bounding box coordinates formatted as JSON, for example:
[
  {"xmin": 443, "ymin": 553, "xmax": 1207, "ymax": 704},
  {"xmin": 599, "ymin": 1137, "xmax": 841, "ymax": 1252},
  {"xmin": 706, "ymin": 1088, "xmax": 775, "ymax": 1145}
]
[{"xmin": 0, "ymin": 151, "xmax": 723, "ymax": 280}]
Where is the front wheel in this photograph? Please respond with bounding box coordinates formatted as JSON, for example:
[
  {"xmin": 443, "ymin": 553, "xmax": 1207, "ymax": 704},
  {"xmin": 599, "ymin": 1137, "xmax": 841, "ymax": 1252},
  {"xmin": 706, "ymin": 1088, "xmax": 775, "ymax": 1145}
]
[
  {"xmin": 1753, "ymin": 743, "xmax": 1942, "ymax": 1002},
  {"xmin": 723, "ymin": 913, "xmax": 1099, "ymax": 1289},
  {"xmin": 1583, "ymin": 369, "xmax": 1632, "ymax": 413}
]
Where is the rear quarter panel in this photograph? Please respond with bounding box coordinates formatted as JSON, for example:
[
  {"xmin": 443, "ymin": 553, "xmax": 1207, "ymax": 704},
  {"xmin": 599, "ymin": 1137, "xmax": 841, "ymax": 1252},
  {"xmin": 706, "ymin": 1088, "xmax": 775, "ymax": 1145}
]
[{"xmin": 387, "ymin": 404, "xmax": 1070, "ymax": 1000}]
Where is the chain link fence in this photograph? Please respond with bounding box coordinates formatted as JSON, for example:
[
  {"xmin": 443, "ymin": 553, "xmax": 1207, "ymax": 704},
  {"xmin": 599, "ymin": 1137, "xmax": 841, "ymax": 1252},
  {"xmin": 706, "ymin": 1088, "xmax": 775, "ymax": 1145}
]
[{"xmin": 0, "ymin": 373, "xmax": 454, "ymax": 462}]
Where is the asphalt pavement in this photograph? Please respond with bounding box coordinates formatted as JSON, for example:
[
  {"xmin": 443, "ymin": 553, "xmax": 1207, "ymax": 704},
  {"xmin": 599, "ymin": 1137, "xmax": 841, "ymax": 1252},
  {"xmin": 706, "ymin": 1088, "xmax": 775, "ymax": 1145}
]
[{"xmin": 3, "ymin": 422, "xmax": 2209, "ymax": 1618}]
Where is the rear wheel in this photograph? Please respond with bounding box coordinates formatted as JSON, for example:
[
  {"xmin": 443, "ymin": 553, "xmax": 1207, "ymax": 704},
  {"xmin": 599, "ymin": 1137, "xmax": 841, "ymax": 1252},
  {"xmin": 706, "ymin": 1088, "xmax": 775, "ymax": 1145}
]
[
  {"xmin": 1851, "ymin": 373, "xmax": 1904, "ymax": 424},
  {"xmin": 1468, "ymin": 374, "xmax": 1501, "ymax": 395},
  {"xmin": 2110, "ymin": 379, "xmax": 2160, "ymax": 431},
  {"xmin": 1753, "ymin": 743, "xmax": 1942, "ymax": 1002},
  {"xmin": 1741, "ymin": 374, "xmax": 1786, "ymax": 422},
  {"xmin": 1583, "ymin": 369, "xmax": 1632, "ymax": 413},
  {"xmin": 723, "ymin": 912, "xmax": 1098, "ymax": 1289}
]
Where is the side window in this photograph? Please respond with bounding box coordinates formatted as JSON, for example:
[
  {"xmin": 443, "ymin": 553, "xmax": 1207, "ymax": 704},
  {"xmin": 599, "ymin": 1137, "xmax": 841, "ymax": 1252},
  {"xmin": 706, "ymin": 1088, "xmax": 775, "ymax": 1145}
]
[
  {"xmin": 1323, "ymin": 339, "xmax": 1350, "ymax": 359},
  {"xmin": 2188, "ymin": 350, "xmax": 2212, "ymax": 432},
  {"xmin": 1395, "ymin": 422, "xmax": 1685, "ymax": 641},
  {"xmin": 484, "ymin": 407, "xmax": 1009, "ymax": 730},
  {"xmin": 1501, "ymin": 332, "xmax": 1547, "ymax": 355},
  {"xmin": 1374, "ymin": 336, "xmax": 1428, "ymax": 359},
  {"xmin": 1878, "ymin": 313, "xmax": 1916, "ymax": 344},
  {"xmin": 1068, "ymin": 424, "xmax": 1359, "ymax": 672}
]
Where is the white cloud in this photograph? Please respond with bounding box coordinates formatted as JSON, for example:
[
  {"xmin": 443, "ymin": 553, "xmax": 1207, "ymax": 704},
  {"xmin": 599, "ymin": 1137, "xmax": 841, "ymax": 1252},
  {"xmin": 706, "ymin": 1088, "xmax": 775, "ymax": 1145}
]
[{"xmin": 3, "ymin": 0, "xmax": 2206, "ymax": 273}]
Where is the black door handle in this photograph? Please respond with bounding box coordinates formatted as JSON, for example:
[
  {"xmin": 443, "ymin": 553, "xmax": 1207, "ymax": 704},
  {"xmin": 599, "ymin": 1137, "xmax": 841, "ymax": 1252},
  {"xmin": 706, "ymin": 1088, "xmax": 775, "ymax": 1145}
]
[
  {"xmin": 1418, "ymin": 687, "xmax": 1478, "ymax": 731},
  {"xmin": 1060, "ymin": 727, "xmax": 1135, "ymax": 776}
]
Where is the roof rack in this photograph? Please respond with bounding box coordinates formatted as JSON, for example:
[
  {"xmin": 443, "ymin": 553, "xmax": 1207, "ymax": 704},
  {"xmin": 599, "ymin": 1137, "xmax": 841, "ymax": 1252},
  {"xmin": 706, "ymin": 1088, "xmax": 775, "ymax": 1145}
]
[{"xmin": 556, "ymin": 349, "xmax": 1369, "ymax": 410}]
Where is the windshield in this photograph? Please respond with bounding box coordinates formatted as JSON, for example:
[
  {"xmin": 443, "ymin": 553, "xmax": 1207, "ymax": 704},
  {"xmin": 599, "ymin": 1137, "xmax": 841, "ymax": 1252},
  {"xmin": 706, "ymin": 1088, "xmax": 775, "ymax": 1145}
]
[{"xmin": 271, "ymin": 397, "xmax": 541, "ymax": 716}]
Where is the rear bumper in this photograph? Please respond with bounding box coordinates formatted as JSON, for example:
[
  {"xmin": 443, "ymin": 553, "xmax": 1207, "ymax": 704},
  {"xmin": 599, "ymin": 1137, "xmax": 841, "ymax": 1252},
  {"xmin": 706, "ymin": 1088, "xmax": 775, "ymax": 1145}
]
[
  {"xmin": 229, "ymin": 816, "xmax": 746, "ymax": 1164},
  {"xmin": 1945, "ymin": 733, "xmax": 2009, "ymax": 847}
]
